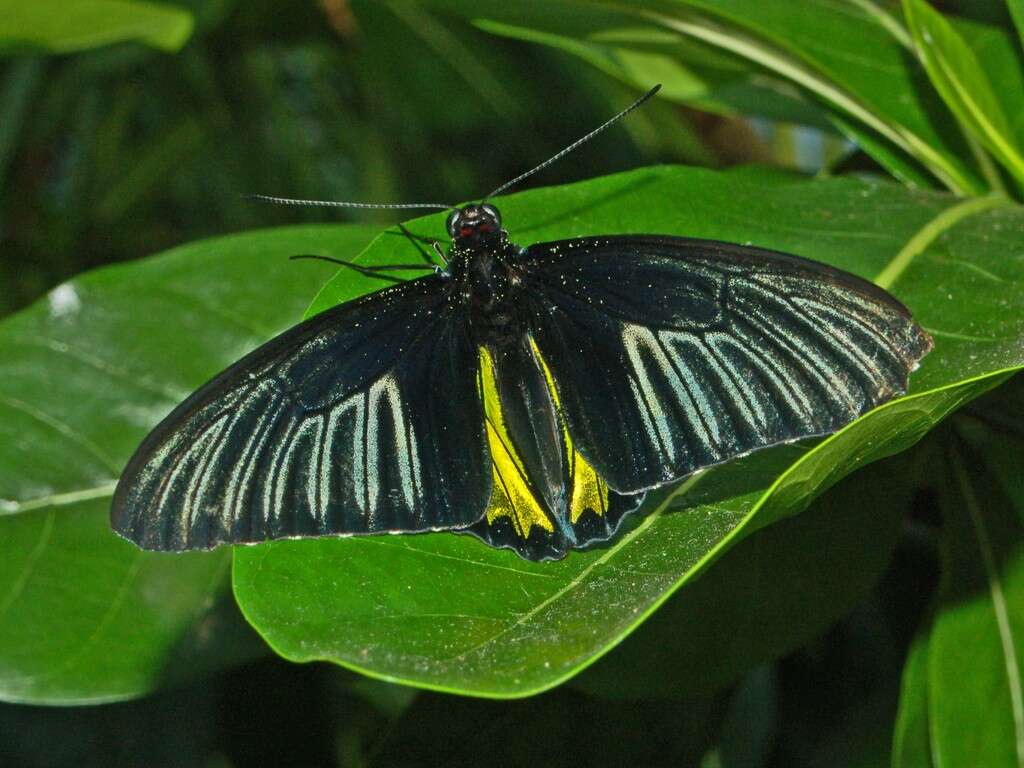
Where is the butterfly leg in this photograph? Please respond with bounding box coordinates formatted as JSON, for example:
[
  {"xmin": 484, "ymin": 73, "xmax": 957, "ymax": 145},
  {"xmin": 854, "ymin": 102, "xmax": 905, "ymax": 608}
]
[
  {"xmin": 395, "ymin": 223, "xmax": 449, "ymax": 268},
  {"xmin": 288, "ymin": 254, "xmax": 434, "ymax": 284}
]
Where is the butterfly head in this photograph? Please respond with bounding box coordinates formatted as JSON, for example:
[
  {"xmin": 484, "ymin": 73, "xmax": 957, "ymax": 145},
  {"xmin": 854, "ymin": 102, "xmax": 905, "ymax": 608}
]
[{"xmin": 447, "ymin": 203, "xmax": 503, "ymax": 248}]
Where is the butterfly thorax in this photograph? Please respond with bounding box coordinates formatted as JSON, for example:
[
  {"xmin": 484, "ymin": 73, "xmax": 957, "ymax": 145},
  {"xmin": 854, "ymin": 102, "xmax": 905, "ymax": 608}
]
[{"xmin": 449, "ymin": 231, "xmax": 529, "ymax": 348}]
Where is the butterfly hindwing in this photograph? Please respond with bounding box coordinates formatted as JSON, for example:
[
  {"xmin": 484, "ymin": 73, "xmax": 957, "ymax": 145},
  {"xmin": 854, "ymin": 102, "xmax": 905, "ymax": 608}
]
[
  {"xmin": 111, "ymin": 277, "xmax": 490, "ymax": 551},
  {"xmin": 520, "ymin": 236, "xmax": 933, "ymax": 492},
  {"xmin": 460, "ymin": 337, "xmax": 645, "ymax": 561}
]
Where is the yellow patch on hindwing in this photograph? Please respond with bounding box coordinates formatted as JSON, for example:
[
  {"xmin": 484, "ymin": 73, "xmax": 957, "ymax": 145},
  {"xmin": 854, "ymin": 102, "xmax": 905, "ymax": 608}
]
[
  {"xmin": 478, "ymin": 342, "xmax": 609, "ymax": 539},
  {"xmin": 478, "ymin": 347, "xmax": 554, "ymax": 536},
  {"xmin": 528, "ymin": 339, "xmax": 609, "ymax": 524}
]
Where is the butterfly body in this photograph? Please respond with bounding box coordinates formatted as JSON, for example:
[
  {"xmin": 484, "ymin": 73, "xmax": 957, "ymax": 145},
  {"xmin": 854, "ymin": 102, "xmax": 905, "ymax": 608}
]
[
  {"xmin": 445, "ymin": 205, "xmax": 526, "ymax": 348},
  {"xmin": 112, "ymin": 200, "xmax": 932, "ymax": 560}
]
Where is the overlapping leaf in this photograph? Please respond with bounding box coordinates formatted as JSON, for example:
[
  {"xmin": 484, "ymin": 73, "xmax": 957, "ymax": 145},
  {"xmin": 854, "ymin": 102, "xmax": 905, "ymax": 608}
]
[{"xmin": 904, "ymin": 0, "xmax": 1024, "ymax": 187}]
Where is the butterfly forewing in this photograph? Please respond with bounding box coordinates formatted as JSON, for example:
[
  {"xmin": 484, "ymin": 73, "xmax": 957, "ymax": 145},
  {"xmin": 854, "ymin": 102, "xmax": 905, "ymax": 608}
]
[
  {"xmin": 111, "ymin": 278, "xmax": 490, "ymax": 551},
  {"xmin": 520, "ymin": 236, "xmax": 933, "ymax": 493}
]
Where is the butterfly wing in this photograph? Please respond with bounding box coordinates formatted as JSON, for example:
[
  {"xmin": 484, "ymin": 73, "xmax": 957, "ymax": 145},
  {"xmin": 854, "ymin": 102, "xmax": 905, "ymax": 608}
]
[
  {"xmin": 519, "ymin": 236, "xmax": 933, "ymax": 492},
  {"xmin": 111, "ymin": 277, "xmax": 490, "ymax": 551}
]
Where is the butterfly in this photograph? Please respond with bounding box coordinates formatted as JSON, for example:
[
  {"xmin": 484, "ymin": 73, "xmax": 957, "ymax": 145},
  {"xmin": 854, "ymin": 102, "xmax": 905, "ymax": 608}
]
[{"xmin": 111, "ymin": 86, "xmax": 932, "ymax": 561}]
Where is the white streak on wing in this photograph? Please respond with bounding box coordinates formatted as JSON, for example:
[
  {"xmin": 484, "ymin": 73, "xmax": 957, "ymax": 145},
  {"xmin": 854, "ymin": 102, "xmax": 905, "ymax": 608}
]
[
  {"xmin": 694, "ymin": 333, "xmax": 764, "ymax": 438},
  {"xmin": 714, "ymin": 330, "xmax": 815, "ymax": 430},
  {"xmin": 320, "ymin": 401, "xmax": 354, "ymax": 522},
  {"xmin": 791, "ymin": 297, "xmax": 894, "ymax": 381},
  {"xmin": 158, "ymin": 416, "xmax": 226, "ymax": 542},
  {"xmin": 621, "ymin": 324, "xmax": 677, "ymax": 462},
  {"xmin": 352, "ymin": 393, "xmax": 367, "ymax": 515},
  {"xmin": 628, "ymin": 376, "xmax": 660, "ymax": 449},
  {"xmin": 303, "ymin": 415, "xmax": 326, "ymax": 523},
  {"xmin": 263, "ymin": 419, "xmax": 298, "ymax": 524},
  {"xmin": 739, "ymin": 300, "xmax": 860, "ymax": 413},
  {"xmin": 225, "ymin": 393, "xmax": 280, "ymax": 525},
  {"xmin": 364, "ymin": 385, "xmax": 382, "ymax": 519},
  {"xmin": 382, "ymin": 376, "xmax": 419, "ymax": 511},
  {"xmin": 409, "ymin": 423, "xmax": 423, "ymax": 502},
  {"xmin": 657, "ymin": 330, "xmax": 719, "ymax": 452},
  {"xmin": 367, "ymin": 375, "xmax": 422, "ymax": 514},
  {"xmin": 186, "ymin": 402, "xmax": 249, "ymax": 530}
]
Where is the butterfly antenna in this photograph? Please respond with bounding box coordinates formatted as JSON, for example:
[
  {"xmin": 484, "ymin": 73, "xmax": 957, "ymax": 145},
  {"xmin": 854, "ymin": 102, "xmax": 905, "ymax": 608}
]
[
  {"xmin": 483, "ymin": 84, "xmax": 661, "ymax": 202},
  {"xmin": 245, "ymin": 194, "xmax": 455, "ymax": 211}
]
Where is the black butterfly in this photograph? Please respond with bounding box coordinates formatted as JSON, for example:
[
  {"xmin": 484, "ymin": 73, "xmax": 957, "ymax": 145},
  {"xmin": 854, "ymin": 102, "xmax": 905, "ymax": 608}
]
[{"xmin": 111, "ymin": 87, "xmax": 932, "ymax": 561}]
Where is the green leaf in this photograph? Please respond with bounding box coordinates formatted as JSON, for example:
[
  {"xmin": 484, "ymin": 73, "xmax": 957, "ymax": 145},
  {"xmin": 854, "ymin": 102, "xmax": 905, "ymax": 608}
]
[
  {"xmin": 829, "ymin": 112, "xmax": 936, "ymax": 190},
  {"xmin": 472, "ymin": 19, "xmax": 709, "ymax": 103},
  {"xmin": 0, "ymin": 223, "xmax": 379, "ymax": 703},
  {"xmin": 903, "ymin": 0, "xmax": 1024, "ymax": 186},
  {"xmin": 0, "ymin": 0, "xmax": 194, "ymax": 55},
  {"xmin": 952, "ymin": 14, "xmax": 1024, "ymax": 159},
  {"xmin": 232, "ymin": 165, "xmax": 1024, "ymax": 697},
  {"xmin": 471, "ymin": 16, "xmax": 834, "ymax": 131},
  {"xmin": 659, "ymin": 0, "xmax": 980, "ymax": 192}
]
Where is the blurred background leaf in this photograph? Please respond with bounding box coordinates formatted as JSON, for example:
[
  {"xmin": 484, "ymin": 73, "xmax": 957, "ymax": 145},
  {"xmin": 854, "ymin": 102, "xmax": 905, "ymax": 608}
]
[
  {"xmin": 0, "ymin": 0, "xmax": 194, "ymax": 55},
  {"xmin": 903, "ymin": 0, "xmax": 1024, "ymax": 191}
]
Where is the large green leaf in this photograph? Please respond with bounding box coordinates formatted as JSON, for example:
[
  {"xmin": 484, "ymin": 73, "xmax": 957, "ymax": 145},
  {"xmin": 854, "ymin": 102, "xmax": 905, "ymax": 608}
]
[
  {"xmin": 0, "ymin": 0, "xmax": 194, "ymax": 55},
  {"xmin": 892, "ymin": 625, "xmax": 933, "ymax": 767},
  {"xmin": 656, "ymin": 0, "xmax": 979, "ymax": 192},
  {"xmin": 0, "ymin": 224, "xmax": 379, "ymax": 703},
  {"xmin": 893, "ymin": 385, "xmax": 1024, "ymax": 767},
  {"xmin": 232, "ymin": 165, "xmax": 1024, "ymax": 697}
]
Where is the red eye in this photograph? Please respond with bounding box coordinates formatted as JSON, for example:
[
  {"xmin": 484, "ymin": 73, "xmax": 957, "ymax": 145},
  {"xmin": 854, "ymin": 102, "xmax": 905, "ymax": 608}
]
[
  {"xmin": 460, "ymin": 226, "xmax": 474, "ymax": 237},
  {"xmin": 478, "ymin": 223, "xmax": 492, "ymax": 233}
]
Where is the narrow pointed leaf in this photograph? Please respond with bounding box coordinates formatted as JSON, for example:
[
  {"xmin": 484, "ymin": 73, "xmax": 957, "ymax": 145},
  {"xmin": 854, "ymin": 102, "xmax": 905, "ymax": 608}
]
[
  {"xmin": 428, "ymin": 0, "xmax": 983, "ymax": 192},
  {"xmin": 903, "ymin": 0, "xmax": 1024, "ymax": 185}
]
